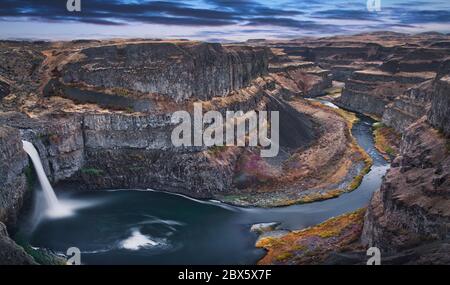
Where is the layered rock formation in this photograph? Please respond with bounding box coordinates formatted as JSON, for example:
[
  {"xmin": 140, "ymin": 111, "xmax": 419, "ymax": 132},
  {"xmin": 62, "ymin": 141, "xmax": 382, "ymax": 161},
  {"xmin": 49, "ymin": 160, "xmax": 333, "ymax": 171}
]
[
  {"xmin": 428, "ymin": 59, "xmax": 450, "ymax": 135},
  {"xmin": 340, "ymin": 70, "xmax": 434, "ymax": 116},
  {"xmin": 361, "ymin": 61, "xmax": 450, "ymax": 263},
  {"xmin": 250, "ymin": 32, "xmax": 450, "ymax": 117},
  {"xmin": 61, "ymin": 42, "xmax": 268, "ymax": 102},
  {"xmin": 362, "ymin": 119, "xmax": 449, "ymax": 256},
  {"xmin": 2, "ymin": 40, "xmax": 318, "ymax": 203},
  {"xmin": 0, "ymin": 125, "xmax": 28, "ymax": 226},
  {"xmin": 0, "ymin": 79, "xmax": 10, "ymax": 99},
  {"xmin": 1, "ymin": 33, "xmax": 448, "ymax": 265},
  {"xmin": 267, "ymin": 48, "xmax": 331, "ymax": 98},
  {"xmin": 382, "ymin": 80, "xmax": 433, "ymax": 133}
]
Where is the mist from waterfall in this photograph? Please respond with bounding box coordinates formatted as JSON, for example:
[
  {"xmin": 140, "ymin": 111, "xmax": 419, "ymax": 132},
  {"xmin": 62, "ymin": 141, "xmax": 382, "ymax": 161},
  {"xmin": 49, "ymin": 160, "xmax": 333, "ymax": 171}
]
[{"xmin": 22, "ymin": 140, "xmax": 72, "ymax": 218}]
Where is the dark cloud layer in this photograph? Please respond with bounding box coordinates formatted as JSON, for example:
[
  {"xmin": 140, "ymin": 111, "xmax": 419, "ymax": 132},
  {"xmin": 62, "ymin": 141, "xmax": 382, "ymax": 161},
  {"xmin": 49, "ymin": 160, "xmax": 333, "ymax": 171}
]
[{"xmin": 0, "ymin": 0, "xmax": 449, "ymax": 36}]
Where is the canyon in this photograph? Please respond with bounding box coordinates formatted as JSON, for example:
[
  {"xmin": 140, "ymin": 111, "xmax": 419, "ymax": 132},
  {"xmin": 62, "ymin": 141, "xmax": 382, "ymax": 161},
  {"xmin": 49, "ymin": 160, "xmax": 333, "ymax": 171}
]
[{"xmin": 0, "ymin": 32, "xmax": 449, "ymax": 265}]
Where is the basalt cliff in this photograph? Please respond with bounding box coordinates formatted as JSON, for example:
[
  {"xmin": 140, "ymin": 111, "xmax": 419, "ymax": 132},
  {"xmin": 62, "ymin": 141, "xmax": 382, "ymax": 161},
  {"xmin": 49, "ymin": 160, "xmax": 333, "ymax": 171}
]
[{"xmin": 1, "ymin": 32, "xmax": 449, "ymax": 264}]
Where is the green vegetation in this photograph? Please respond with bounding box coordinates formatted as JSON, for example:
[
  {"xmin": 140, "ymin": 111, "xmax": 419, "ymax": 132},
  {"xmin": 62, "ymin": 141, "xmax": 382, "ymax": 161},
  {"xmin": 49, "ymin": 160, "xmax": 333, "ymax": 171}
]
[
  {"xmin": 347, "ymin": 158, "xmax": 372, "ymax": 191},
  {"xmin": 373, "ymin": 123, "xmax": 400, "ymax": 160},
  {"xmin": 24, "ymin": 164, "xmax": 36, "ymax": 192},
  {"xmin": 80, "ymin": 167, "xmax": 104, "ymax": 176},
  {"xmin": 276, "ymin": 252, "xmax": 293, "ymax": 261},
  {"xmin": 372, "ymin": 122, "xmax": 384, "ymax": 129},
  {"xmin": 14, "ymin": 235, "xmax": 66, "ymax": 265}
]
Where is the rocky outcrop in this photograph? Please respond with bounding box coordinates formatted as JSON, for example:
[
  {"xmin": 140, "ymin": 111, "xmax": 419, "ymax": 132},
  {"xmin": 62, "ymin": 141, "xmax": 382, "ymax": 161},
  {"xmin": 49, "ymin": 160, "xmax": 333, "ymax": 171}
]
[
  {"xmin": 253, "ymin": 33, "xmax": 450, "ymax": 118},
  {"xmin": 0, "ymin": 222, "xmax": 36, "ymax": 265},
  {"xmin": 0, "ymin": 79, "xmax": 10, "ymax": 99},
  {"xmin": 362, "ymin": 120, "xmax": 449, "ymax": 257},
  {"xmin": 428, "ymin": 75, "xmax": 450, "ymax": 136},
  {"xmin": 1, "ymin": 112, "xmax": 84, "ymax": 184},
  {"xmin": 0, "ymin": 125, "xmax": 28, "ymax": 226},
  {"xmin": 382, "ymin": 80, "xmax": 433, "ymax": 133},
  {"xmin": 382, "ymin": 58, "xmax": 450, "ymax": 134},
  {"xmin": 61, "ymin": 42, "xmax": 268, "ymax": 102},
  {"xmin": 0, "ymin": 44, "xmax": 45, "ymax": 93},
  {"xmin": 267, "ymin": 47, "xmax": 331, "ymax": 98},
  {"xmin": 77, "ymin": 111, "xmax": 240, "ymax": 196},
  {"xmin": 340, "ymin": 70, "xmax": 435, "ymax": 117}
]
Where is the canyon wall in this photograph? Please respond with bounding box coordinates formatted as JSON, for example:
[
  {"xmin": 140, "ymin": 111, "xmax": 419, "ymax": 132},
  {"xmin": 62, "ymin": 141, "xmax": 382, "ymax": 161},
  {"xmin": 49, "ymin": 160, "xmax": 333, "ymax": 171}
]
[
  {"xmin": 362, "ymin": 65, "xmax": 450, "ymax": 263},
  {"xmin": 1, "ymin": 40, "xmax": 315, "ymax": 202},
  {"xmin": 61, "ymin": 42, "xmax": 268, "ymax": 102},
  {"xmin": 258, "ymin": 33, "xmax": 450, "ymax": 118},
  {"xmin": 428, "ymin": 59, "xmax": 450, "ymax": 136},
  {"xmin": 0, "ymin": 125, "xmax": 28, "ymax": 226}
]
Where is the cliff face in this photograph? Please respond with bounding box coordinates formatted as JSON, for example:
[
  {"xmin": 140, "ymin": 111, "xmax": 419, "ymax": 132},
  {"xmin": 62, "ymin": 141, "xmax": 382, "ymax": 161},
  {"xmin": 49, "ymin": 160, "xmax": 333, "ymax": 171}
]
[
  {"xmin": 382, "ymin": 80, "xmax": 433, "ymax": 133},
  {"xmin": 0, "ymin": 222, "xmax": 36, "ymax": 265},
  {"xmin": 61, "ymin": 42, "xmax": 268, "ymax": 102},
  {"xmin": 362, "ymin": 119, "xmax": 449, "ymax": 254},
  {"xmin": 340, "ymin": 70, "xmax": 435, "ymax": 117},
  {"xmin": 78, "ymin": 112, "xmax": 240, "ymax": 196},
  {"xmin": 428, "ymin": 74, "xmax": 450, "ymax": 136},
  {"xmin": 362, "ymin": 62, "xmax": 450, "ymax": 262},
  {"xmin": 0, "ymin": 112, "xmax": 84, "ymax": 184},
  {"xmin": 267, "ymin": 48, "xmax": 332, "ymax": 98},
  {"xmin": 0, "ymin": 79, "xmax": 9, "ymax": 100},
  {"xmin": 254, "ymin": 33, "xmax": 450, "ymax": 118},
  {"xmin": 0, "ymin": 125, "xmax": 28, "ymax": 226},
  {"xmin": 382, "ymin": 58, "xmax": 450, "ymax": 134}
]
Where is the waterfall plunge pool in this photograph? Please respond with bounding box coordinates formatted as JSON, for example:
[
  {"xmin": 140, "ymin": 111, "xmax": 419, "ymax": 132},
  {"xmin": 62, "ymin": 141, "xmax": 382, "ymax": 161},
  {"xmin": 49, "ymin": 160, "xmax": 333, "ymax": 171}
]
[{"xmin": 17, "ymin": 112, "xmax": 388, "ymax": 265}]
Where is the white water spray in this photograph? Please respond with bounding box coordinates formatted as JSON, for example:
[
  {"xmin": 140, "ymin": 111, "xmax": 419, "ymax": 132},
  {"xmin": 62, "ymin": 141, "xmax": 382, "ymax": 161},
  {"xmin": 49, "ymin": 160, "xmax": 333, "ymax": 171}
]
[{"xmin": 22, "ymin": 140, "xmax": 71, "ymax": 218}]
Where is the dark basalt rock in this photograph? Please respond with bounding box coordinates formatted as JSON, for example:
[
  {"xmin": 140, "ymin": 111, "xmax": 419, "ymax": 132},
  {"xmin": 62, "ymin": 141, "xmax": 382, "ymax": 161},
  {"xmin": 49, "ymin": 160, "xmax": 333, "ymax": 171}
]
[
  {"xmin": 0, "ymin": 222, "xmax": 36, "ymax": 265},
  {"xmin": 0, "ymin": 79, "xmax": 10, "ymax": 100},
  {"xmin": 0, "ymin": 125, "xmax": 28, "ymax": 226},
  {"xmin": 61, "ymin": 42, "xmax": 269, "ymax": 102}
]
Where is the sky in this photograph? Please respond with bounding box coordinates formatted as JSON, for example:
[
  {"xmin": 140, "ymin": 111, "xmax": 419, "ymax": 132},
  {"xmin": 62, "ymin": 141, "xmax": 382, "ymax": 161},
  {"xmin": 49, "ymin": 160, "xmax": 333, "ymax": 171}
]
[{"xmin": 1, "ymin": 0, "xmax": 449, "ymax": 41}]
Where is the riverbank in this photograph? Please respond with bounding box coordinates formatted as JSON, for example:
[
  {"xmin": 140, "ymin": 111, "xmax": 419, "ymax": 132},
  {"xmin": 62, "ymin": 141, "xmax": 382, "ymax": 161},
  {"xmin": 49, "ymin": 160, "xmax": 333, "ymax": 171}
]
[
  {"xmin": 372, "ymin": 123, "xmax": 401, "ymax": 161},
  {"xmin": 256, "ymin": 209, "xmax": 366, "ymax": 265},
  {"xmin": 216, "ymin": 99, "xmax": 373, "ymax": 207}
]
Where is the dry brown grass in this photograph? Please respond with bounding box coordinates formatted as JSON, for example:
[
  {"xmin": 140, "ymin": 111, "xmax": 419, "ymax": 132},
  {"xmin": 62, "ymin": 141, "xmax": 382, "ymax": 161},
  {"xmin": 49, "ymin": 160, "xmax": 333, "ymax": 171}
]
[{"xmin": 257, "ymin": 208, "xmax": 366, "ymax": 265}]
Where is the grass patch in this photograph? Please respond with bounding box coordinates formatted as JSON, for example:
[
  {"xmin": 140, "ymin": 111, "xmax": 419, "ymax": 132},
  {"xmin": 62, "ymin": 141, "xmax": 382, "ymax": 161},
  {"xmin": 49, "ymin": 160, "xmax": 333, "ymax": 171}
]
[
  {"xmin": 80, "ymin": 168, "xmax": 104, "ymax": 176},
  {"xmin": 14, "ymin": 235, "xmax": 66, "ymax": 265},
  {"xmin": 256, "ymin": 237, "xmax": 285, "ymax": 248},
  {"xmin": 276, "ymin": 252, "xmax": 293, "ymax": 261},
  {"xmin": 373, "ymin": 123, "xmax": 400, "ymax": 160},
  {"xmin": 291, "ymin": 244, "xmax": 308, "ymax": 251},
  {"xmin": 257, "ymin": 209, "xmax": 366, "ymax": 265}
]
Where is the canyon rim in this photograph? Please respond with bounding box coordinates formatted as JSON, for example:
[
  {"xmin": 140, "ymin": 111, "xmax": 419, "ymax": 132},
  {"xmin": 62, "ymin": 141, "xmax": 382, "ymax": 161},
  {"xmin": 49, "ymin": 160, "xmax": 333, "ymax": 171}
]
[{"xmin": 0, "ymin": 0, "xmax": 449, "ymax": 269}]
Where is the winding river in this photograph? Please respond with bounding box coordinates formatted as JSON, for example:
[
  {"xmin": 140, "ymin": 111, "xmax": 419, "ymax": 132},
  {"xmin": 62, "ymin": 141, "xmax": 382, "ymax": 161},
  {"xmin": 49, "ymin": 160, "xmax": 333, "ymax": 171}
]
[{"xmin": 18, "ymin": 102, "xmax": 389, "ymax": 265}]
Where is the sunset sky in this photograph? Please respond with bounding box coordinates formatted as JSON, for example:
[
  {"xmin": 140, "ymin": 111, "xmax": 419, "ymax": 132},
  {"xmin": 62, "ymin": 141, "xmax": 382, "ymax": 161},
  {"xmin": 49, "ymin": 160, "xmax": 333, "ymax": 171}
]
[{"xmin": 1, "ymin": 0, "xmax": 449, "ymax": 41}]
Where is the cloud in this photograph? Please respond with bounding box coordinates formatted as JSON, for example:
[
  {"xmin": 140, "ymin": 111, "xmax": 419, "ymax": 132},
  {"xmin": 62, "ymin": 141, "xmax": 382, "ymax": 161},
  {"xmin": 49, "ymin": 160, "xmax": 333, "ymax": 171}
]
[
  {"xmin": 0, "ymin": 0, "xmax": 305, "ymax": 27},
  {"xmin": 311, "ymin": 9, "xmax": 383, "ymax": 21},
  {"xmin": 0, "ymin": 0, "xmax": 449, "ymax": 39}
]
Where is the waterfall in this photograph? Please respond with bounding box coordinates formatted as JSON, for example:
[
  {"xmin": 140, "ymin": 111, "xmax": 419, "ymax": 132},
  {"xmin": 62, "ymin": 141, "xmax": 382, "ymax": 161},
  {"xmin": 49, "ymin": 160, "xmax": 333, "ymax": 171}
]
[{"xmin": 22, "ymin": 140, "xmax": 70, "ymax": 218}]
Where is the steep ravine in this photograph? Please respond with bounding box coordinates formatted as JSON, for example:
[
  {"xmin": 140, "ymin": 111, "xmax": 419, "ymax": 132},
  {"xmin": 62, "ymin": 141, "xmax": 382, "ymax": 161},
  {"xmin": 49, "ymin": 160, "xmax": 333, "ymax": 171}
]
[
  {"xmin": 1, "ymin": 35, "xmax": 449, "ymax": 264},
  {"xmin": 17, "ymin": 104, "xmax": 388, "ymax": 265}
]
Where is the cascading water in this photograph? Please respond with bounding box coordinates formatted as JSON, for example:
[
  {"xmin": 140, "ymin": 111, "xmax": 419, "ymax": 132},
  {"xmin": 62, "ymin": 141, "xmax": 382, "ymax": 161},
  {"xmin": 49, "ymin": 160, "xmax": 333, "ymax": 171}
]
[{"xmin": 22, "ymin": 140, "xmax": 71, "ymax": 218}]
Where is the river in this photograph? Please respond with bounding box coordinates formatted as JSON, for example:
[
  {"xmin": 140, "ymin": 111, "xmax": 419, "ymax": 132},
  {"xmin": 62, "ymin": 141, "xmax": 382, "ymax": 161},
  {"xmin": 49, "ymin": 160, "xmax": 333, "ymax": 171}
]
[{"xmin": 18, "ymin": 102, "xmax": 389, "ymax": 265}]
